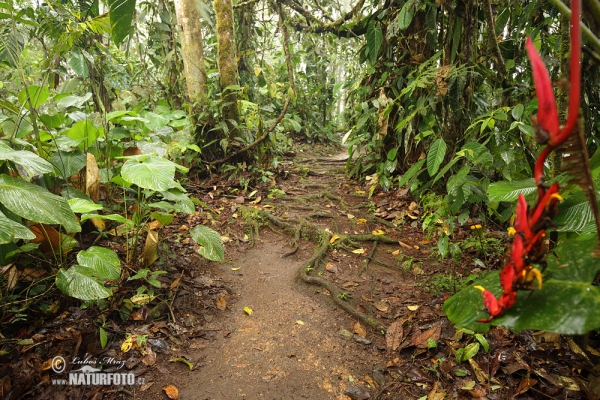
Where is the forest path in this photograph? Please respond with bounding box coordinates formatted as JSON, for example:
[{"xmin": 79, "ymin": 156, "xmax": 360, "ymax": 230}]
[{"xmin": 148, "ymin": 147, "xmax": 384, "ymax": 399}]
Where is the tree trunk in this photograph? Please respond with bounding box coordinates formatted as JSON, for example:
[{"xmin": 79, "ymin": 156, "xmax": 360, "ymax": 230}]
[
  {"xmin": 214, "ymin": 0, "xmax": 239, "ymax": 138},
  {"xmin": 173, "ymin": 0, "xmax": 207, "ymax": 109}
]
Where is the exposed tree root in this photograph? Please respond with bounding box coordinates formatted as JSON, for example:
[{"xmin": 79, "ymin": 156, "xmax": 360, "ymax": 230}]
[{"xmin": 250, "ymin": 209, "xmax": 386, "ymax": 330}]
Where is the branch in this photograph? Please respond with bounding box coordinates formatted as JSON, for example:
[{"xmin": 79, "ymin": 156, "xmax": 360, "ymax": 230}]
[{"xmin": 547, "ymin": 0, "xmax": 600, "ymax": 54}]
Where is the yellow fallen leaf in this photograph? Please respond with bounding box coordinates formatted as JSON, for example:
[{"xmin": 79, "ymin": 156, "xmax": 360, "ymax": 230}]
[
  {"xmin": 121, "ymin": 336, "xmax": 133, "ymax": 353},
  {"xmin": 231, "ymin": 267, "xmax": 240, "ymax": 271},
  {"xmin": 169, "ymin": 357, "xmax": 194, "ymax": 371},
  {"xmin": 347, "ymin": 214, "xmax": 355, "ymax": 219},
  {"xmin": 372, "ymin": 229, "xmax": 385, "ymax": 235},
  {"xmin": 221, "ymin": 236, "xmax": 230, "ymax": 243},
  {"xmin": 407, "ymin": 305, "xmax": 420, "ymax": 311},
  {"xmin": 243, "ymin": 306, "xmax": 253, "ymax": 315},
  {"xmin": 391, "ymin": 250, "xmax": 400, "ymax": 256},
  {"xmin": 355, "ymin": 190, "xmax": 366, "ymax": 195},
  {"xmin": 330, "ymin": 234, "xmax": 340, "ymax": 244},
  {"xmin": 352, "ymin": 248, "xmax": 365, "ymax": 254},
  {"xmin": 295, "ymin": 320, "xmax": 305, "ymax": 325},
  {"xmin": 356, "ymin": 218, "xmax": 367, "ymax": 224}
]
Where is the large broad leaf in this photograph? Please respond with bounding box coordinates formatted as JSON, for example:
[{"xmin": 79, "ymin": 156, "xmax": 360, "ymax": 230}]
[
  {"xmin": 159, "ymin": 189, "xmax": 195, "ymax": 214},
  {"xmin": 49, "ymin": 150, "xmax": 87, "ymax": 178},
  {"xmin": 0, "ymin": 141, "xmax": 54, "ymax": 178},
  {"xmin": 398, "ymin": 159, "xmax": 426, "ymax": 187},
  {"xmin": 65, "ymin": 120, "xmax": 100, "ymax": 150},
  {"xmin": 0, "ymin": 174, "xmax": 80, "ymax": 232},
  {"xmin": 68, "ymin": 49, "xmax": 89, "ymax": 78},
  {"xmin": 460, "ymin": 141, "xmax": 493, "ymax": 166},
  {"xmin": 444, "ymin": 236, "xmax": 600, "ymax": 334},
  {"xmin": 18, "ymin": 85, "xmax": 49, "ymax": 109},
  {"xmin": 398, "ymin": 0, "xmax": 417, "ymax": 30},
  {"xmin": 366, "ymin": 21, "xmax": 383, "ymax": 66},
  {"xmin": 427, "ymin": 138, "xmax": 447, "ymax": 176},
  {"xmin": 487, "ymin": 178, "xmax": 536, "ymax": 202},
  {"xmin": 77, "ymin": 246, "xmax": 121, "ymax": 280},
  {"xmin": 121, "ymin": 156, "xmax": 178, "ymax": 191},
  {"xmin": 56, "ymin": 266, "xmax": 113, "ymax": 300},
  {"xmin": 0, "ymin": 210, "xmax": 35, "ymax": 244},
  {"xmin": 108, "ymin": 0, "xmax": 136, "ymax": 45},
  {"xmin": 190, "ymin": 225, "xmax": 224, "ymax": 262}
]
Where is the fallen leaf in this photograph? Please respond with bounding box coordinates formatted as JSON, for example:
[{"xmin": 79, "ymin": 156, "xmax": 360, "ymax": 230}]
[
  {"xmin": 356, "ymin": 218, "xmax": 367, "ymax": 224},
  {"xmin": 385, "ymin": 320, "xmax": 404, "ymax": 351},
  {"xmin": 407, "ymin": 305, "xmax": 419, "ymax": 311},
  {"xmin": 221, "ymin": 236, "xmax": 231, "ymax": 243},
  {"xmin": 170, "ymin": 275, "xmax": 182, "ymax": 290},
  {"xmin": 411, "ymin": 324, "xmax": 441, "ymax": 348},
  {"xmin": 427, "ymin": 381, "xmax": 446, "ymax": 400},
  {"xmin": 231, "ymin": 267, "xmax": 240, "ymax": 271},
  {"xmin": 295, "ymin": 320, "xmax": 305, "ymax": 325},
  {"xmin": 373, "ymin": 301, "xmax": 389, "ymax": 312},
  {"xmin": 232, "ymin": 196, "xmax": 245, "ymax": 204},
  {"xmin": 391, "ymin": 249, "xmax": 400, "ymax": 256},
  {"xmin": 326, "ymin": 262, "xmax": 339, "ymax": 273},
  {"xmin": 121, "ymin": 336, "xmax": 133, "ymax": 353},
  {"xmin": 250, "ymin": 196, "xmax": 262, "ymax": 204},
  {"xmin": 514, "ymin": 377, "xmax": 538, "ymax": 397},
  {"xmin": 352, "ymin": 248, "xmax": 365, "ymax": 254},
  {"xmin": 243, "ymin": 306, "xmax": 253, "ymax": 315},
  {"xmin": 140, "ymin": 230, "xmax": 159, "ymax": 267},
  {"xmin": 347, "ymin": 214, "xmax": 355, "ymax": 219},
  {"xmin": 140, "ymin": 382, "xmax": 154, "ymax": 391},
  {"xmin": 353, "ymin": 322, "xmax": 367, "ymax": 338},
  {"xmin": 163, "ymin": 384, "xmax": 179, "ymax": 399},
  {"xmin": 330, "ymin": 234, "xmax": 340, "ymax": 244},
  {"xmin": 372, "ymin": 229, "xmax": 385, "ymax": 235},
  {"xmin": 142, "ymin": 347, "xmax": 157, "ymax": 366},
  {"xmin": 169, "ymin": 357, "xmax": 194, "ymax": 371},
  {"xmin": 215, "ymin": 294, "xmax": 227, "ymax": 310}
]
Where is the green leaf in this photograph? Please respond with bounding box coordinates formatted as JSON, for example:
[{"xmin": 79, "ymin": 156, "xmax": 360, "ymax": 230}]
[
  {"xmin": 121, "ymin": 156, "xmax": 178, "ymax": 191},
  {"xmin": 0, "ymin": 174, "xmax": 80, "ymax": 232},
  {"xmin": 398, "ymin": 159, "xmax": 426, "ymax": 188},
  {"xmin": 474, "ymin": 334, "xmax": 489, "ymax": 353},
  {"xmin": 68, "ymin": 50, "xmax": 89, "ymax": 78},
  {"xmin": 0, "ymin": 141, "xmax": 54, "ymax": 178},
  {"xmin": 427, "ymin": 138, "xmax": 447, "ymax": 176},
  {"xmin": 108, "ymin": 0, "xmax": 136, "ymax": 45},
  {"xmin": 190, "ymin": 225, "xmax": 224, "ymax": 262},
  {"xmin": 512, "ymin": 104, "xmax": 524, "ymax": 120},
  {"xmin": 77, "ymin": 246, "xmax": 121, "ymax": 280},
  {"xmin": 99, "ymin": 327, "xmax": 108, "ymax": 348},
  {"xmin": 65, "ymin": 120, "xmax": 100, "ymax": 150},
  {"xmin": 398, "ymin": 0, "xmax": 417, "ymax": 30},
  {"xmin": 462, "ymin": 342, "xmax": 480, "ymax": 361},
  {"xmin": 487, "ymin": 179, "xmax": 536, "ymax": 202},
  {"xmin": 49, "ymin": 150, "xmax": 87, "ymax": 178},
  {"xmin": 159, "ymin": 189, "xmax": 195, "ymax": 214},
  {"xmin": 0, "ymin": 210, "xmax": 35, "ymax": 243},
  {"xmin": 68, "ymin": 198, "xmax": 103, "ymax": 213},
  {"xmin": 56, "ymin": 93, "xmax": 92, "ymax": 109},
  {"xmin": 438, "ymin": 235, "xmax": 448, "ymax": 259},
  {"xmin": 56, "ymin": 266, "xmax": 113, "ymax": 300},
  {"xmin": 366, "ymin": 21, "xmax": 383, "ymax": 66},
  {"xmin": 18, "ymin": 85, "xmax": 49, "ymax": 109}
]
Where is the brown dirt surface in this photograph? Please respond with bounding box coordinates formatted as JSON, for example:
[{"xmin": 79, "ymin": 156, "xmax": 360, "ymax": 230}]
[{"xmin": 2, "ymin": 142, "xmax": 599, "ymax": 400}]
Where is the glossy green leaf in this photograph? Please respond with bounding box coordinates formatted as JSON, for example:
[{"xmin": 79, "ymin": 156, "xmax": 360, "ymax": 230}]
[
  {"xmin": 398, "ymin": 0, "xmax": 417, "ymax": 30},
  {"xmin": 68, "ymin": 198, "xmax": 103, "ymax": 213},
  {"xmin": 121, "ymin": 156, "xmax": 178, "ymax": 191},
  {"xmin": 366, "ymin": 21, "xmax": 383, "ymax": 66},
  {"xmin": 190, "ymin": 225, "xmax": 224, "ymax": 262},
  {"xmin": 0, "ymin": 141, "xmax": 54, "ymax": 178},
  {"xmin": 0, "ymin": 174, "xmax": 80, "ymax": 232},
  {"xmin": 427, "ymin": 138, "xmax": 446, "ymax": 176},
  {"xmin": 65, "ymin": 120, "xmax": 100, "ymax": 150},
  {"xmin": 68, "ymin": 50, "xmax": 89, "ymax": 78},
  {"xmin": 18, "ymin": 85, "xmax": 49, "ymax": 109},
  {"xmin": 77, "ymin": 246, "xmax": 121, "ymax": 280},
  {"xmin": 109, "ymin": 0, "xmax": 135, "ymax": 45},
  {"xmin": 487, "ymin": 178, "xmax": 536, "ymax": 202},
  {"xmin": 49, "ymin": 150, "xmax": 86, "ymax": 178},
  {"xmin": 0, "ymin": 210, "xmax": 35, "ymax": 244},
  {"xmin": 56, "ymin": 266, "xmax": 113, "ymax": 300}
]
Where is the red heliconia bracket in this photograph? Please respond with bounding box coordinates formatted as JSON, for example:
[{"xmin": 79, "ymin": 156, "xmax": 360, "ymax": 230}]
[{"xmin": 476, "ymin": 0, "xmax": 584, "ymax": 322}]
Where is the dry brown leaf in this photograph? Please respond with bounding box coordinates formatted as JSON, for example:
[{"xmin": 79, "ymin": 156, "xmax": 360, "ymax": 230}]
[
  {"xmin": 514, "ymin": 377, "xmax": 538, "ymax": 397},
  {"xmin": 363, "ymin": 375, "xmax": 377, "ymax": 388},
  {"xmin": 86, "ymin": 152, "xmax": 100, "ymax": 202},
  {"xmin": 30, "ymin": 224, "xmax": 63, "ymax": 255},
  {"xmin": 3, "ymin": 265, "xmax": 19, "ymax": 292},
  {"xmin": 468, "ymin": 358, "xmax": 500, "ymax": 384},
  {"xmin": 385, "ymin": 320, "xmax": 404, "ymax": 351},
  {"xmin": 140, "ymin": 381, "xmax": 154, "ymax": 391},
  {"xmin": 353, "ymin": 322, "xmax": 367, "ymax": 338},
  {"xmin": 373, "ymin": 301, "xmax": 389, "ymax": 312},
  {"xmin": 142, "ymin": 347, "xmax": 157, "ymax": 366},
  {"xmin": 215, "ymin": 294, "xmax": 227, "ymax": 311},
  {"xmin": 250, "ymin": 196, "xmax": 262, "ymax": 204},
  {"xmin": 163, "ymin": 384, "xmax": 179, "ymax": 399},
  {"xmin": 140, "ymin": 230, "xmax": 159, "ymax": 267},
  {"xmin": 170, "ymin": 275, "xmax": 182, "ymax": 290},
  {"xmin": 123, "ymin": 146, "xmax": 142, "ymax": 156},
  {"xmin": 146, "ymin": 220, "xmax": 162, "ymax": 230},
  {"xmin": 89, "ymin": 217, "xmax": 105, "ymax": 231},
  {"xmin": 412, "ymin": 324, "xmax": 441, "ymax": 348},
  {"xmin": 325, "ymin": 262, "xmax": 339, "ymax": 273},
  {"xmin": 427, "ymin": 381, "xmax": 446, "ymax": 400},
  {"xmin": 232, "ymin": 196, "xmax": 245, "ymax": 204}
]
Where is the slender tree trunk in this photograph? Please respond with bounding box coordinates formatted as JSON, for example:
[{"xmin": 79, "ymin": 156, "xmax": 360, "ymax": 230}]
[
  {"xmin": 174, "ymin": 0, "xmax": 207, "ymax": 109},
  {"xmin": 214, "ymin": 0, "xmax": 240, "ymax": 138}
]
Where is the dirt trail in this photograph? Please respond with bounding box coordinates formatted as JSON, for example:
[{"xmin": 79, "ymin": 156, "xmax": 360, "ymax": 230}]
[{"xmin": 148, "ymin": 150, "xmax": 383, "ymax": 399}]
